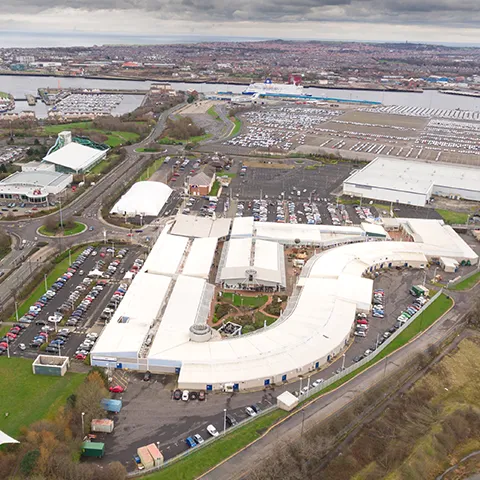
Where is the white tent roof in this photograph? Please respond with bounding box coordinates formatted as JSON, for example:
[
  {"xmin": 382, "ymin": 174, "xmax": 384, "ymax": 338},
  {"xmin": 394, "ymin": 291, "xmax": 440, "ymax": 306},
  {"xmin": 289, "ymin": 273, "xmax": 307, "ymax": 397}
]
[
  {"xmin": 91, "ymin": 272, "xmax": 171, "ymax": 359},
  {"xmin": 224, "ymin": 238, "xmax": 252, "ymax": 269},
  {"xmin": 0, "ymin": 430, "xmax": 19, "ymax": 445},
  {"xmin": 44, "ymin": 142, "xmax": 106, "ymax": 172},
  {"xmin": 182, "ymin": 237, "xmax": 217, "ymax": 279},
  {"xmin": 149, "ymin": 275, "xmax": 209, "ymax": 360},
  {"xmin": 170, "ymin": 215, "xmax": 231, "ymax": 238},
  {"xmin": 143, "ymin": 229, "xmax": 189, "ymax": 276},
  {"xmin": 231, "ymin": 217, "xmax": 254, "ymax": 237},
  {"xmin": 110, "ymin": 181, "xmax": 172, "ymax": 217}
]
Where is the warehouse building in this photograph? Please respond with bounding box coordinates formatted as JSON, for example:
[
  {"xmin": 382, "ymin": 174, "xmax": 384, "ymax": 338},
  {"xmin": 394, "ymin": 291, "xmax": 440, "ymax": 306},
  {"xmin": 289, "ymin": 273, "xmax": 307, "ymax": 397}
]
[
  {"xmin": 0, "ymin": 170, "xmax": 72, "ymax": 203},
  {"xmin": 343, "ymin": 157, "xmax": 480, "ymax": 207}
]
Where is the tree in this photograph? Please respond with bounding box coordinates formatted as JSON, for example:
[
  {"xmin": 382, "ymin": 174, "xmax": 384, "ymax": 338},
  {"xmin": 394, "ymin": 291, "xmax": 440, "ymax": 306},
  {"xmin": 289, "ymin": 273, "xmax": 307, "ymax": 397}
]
[{"xmin": 44, "ymin": 215, "xmax": 58, "ymax": 233}]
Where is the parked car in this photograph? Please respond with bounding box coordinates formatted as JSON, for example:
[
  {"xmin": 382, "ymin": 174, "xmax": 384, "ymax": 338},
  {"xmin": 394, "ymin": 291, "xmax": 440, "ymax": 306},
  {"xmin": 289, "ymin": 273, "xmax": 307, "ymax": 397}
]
[
  {"xmin": 193, "ymin": 434, "xmax": 205, "ymax": 444},
  {"xmin": 143, "ymin": 371, "xmax": 152, "ymax": 382},
  {"xmin": 173, "ymin": 389, "xmax": 182, "ymax": 400},
  {"xmin": 225, "ymin": 414, "xmax": 237, "ymax": 427},
  {"xmin": 207, "ymin": 424, "xmax": 219, "ymax": 437},
  {"xmin": 109, "ymin": 385, "xmax": 124, "ymax": 393},
  {"xmin": 181, "ymin": 390, "xmax": 190, "ymax": 401},
  {"xmin": 185, "ymin": 437, "xmax": 197, "ymax": 448},
  {"xmin": 245, "ymin": 406, "xmax": 257, "ymax": 417}
]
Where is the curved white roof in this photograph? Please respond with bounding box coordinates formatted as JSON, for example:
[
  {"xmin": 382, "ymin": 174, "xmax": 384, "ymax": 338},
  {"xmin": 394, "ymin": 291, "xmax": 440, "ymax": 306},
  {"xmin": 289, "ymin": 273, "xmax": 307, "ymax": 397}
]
[
  {"xmin": 110, "ymin": 181, "xmax": 172, "ymax": 217},
  {"xmin": 154, "ymin": 239, "xmax": 476, "ymax": 389}
]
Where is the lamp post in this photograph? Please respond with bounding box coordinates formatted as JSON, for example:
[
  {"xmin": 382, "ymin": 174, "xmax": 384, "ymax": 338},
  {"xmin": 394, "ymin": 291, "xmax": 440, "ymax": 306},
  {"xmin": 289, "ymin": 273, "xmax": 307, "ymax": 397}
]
[
  {"xmin": 81, "ymin": 412, "xmax": 85, "ymax": 436},
  {"xmin": 14, "ymin": 301, "xmax": 19, "ymax": 323},
  {"xmin": 223, "ymin": 408, "xmax": 227, "ymax": 434},
  {"xmin": 341, "ymin": 353, "xmax": 346, "ymax": 371},
  {"xmin": 44, "ymin": 273, "xmax": 48, "ymax": 293}
]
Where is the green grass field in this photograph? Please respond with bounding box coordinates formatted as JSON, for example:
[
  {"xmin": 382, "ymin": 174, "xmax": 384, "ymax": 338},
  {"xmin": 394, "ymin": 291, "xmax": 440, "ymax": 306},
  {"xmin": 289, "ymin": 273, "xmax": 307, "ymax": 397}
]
[
  {"xmin": 0, "ymin": 91, "xmax": 10, "ymax": 99},
  {"xmin": 209, "ymin": 180, "xmax": 221, "ymax": 197},
  {"xmin": 0, "ymin": 357, "xmax": 86, "ymax": 437},
  {"xmin": 137, "ymin": 157, "xmax": 166, "ymax": 182},
  {"xmin": 157, "ymin": 133, "xmax": 212, "ymax": 146},
  {"xmin": 38, "ymin": 221, "xmax": 86, "ymax": 237},
  {"xmin": 42, "ymin": 122, "xmax": 141, "ymax": 148},
  {"xmin": 143, "ymin": 410, "xmax": 287, "ymax": 480},
  {"xmin": 207, "ymin": 106, "xmax": 220, "ymax": 120},
  {"xmin": 222, "ymin": 293, "xmax": 268, "ymax": 308},
  {"xmin": 230, "ymin": 117, "xmax": 242, "ymax": 136},
  {"xmin": 449, "ymin": 270, "xmax": 480, "ymax": 291},
  {"xmin": 436, "ymin": 209, "xmax": 469, "ymax": 225},
  {"xmin": 12, "ymin": 248, "xmax": 83, "ymax": 320},
  {"xmin": 254, "ymin": 311, "xmax": 277, "ymax": 328}
]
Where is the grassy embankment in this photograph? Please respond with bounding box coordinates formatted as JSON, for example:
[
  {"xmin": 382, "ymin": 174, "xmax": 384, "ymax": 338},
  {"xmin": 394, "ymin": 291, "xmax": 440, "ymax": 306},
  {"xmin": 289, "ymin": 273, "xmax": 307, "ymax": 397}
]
[
  {"xmin": 436, "ymin": 209, "xmax": 469, "ymax": 225},
  {"xmin": 230, "ymin": 116, "xmax": 242, "ymax": 136},
  {"xmin": 449, "ymin": 271, "xmax": 480, "ymax": 291},
  {"xmin": 10, "ymin": 248, "xmax": 83, "ymax": 320},
  {"xmin": 207, "ymin": 106, "xmax": 220, "ymax": 120},
  {"xmin": 135, "ymin": 293, "xmax": 452, "ymax": 480},
  {"xmin": 157, "ymin": 133, "xmax": 212, "ymax": 145},
  {"xmin": 137, "ymin": 157, "xmax": 166, "ymax": 182},
  {"xmin": 0, "ymin": 357, "xmax": 86, "ymax": 437},
  {"xmin": 42, "ymin": 122, "xmax": 141, "ymax": 148}
]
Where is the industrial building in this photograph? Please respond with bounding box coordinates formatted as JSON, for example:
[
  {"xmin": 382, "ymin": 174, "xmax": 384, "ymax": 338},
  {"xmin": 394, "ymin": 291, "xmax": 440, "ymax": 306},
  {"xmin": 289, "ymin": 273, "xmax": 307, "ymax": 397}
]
[
  {"xmin": 0, "ymin": 170, "xmax": 72, "ymax": 203},
  {"xmin": 110, "ymin": 181, "xmax": 173, "ymax": 218},
  {"xmin": 90, "ymin": 217, "xmax": 477, "ymax": 391},
  {"xmin": 43, "ymin": 131, "xmax": 109, "ymax": 174},
  {"xmin": 343, "ymin": 157, "xmax": 480, "ymax": 207}
]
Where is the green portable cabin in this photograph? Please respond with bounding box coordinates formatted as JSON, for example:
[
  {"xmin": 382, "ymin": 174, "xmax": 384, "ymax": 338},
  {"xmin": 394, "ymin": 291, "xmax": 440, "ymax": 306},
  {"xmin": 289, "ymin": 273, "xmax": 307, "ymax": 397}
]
[{"xmin": 81, "ymin": 441, "xmax": 105, "ymax": 458}]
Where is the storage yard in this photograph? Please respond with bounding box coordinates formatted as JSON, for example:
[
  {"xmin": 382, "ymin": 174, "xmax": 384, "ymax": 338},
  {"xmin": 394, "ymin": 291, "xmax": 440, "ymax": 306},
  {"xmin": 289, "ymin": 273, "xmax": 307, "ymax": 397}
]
[{"xmin": 225, "ymin": 104, "xmax": 480, "ymax": 166}]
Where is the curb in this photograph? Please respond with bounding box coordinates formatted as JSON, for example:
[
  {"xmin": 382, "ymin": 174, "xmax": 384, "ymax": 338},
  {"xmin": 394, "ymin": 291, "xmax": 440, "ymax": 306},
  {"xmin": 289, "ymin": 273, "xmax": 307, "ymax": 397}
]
[
  {"xmin": 196, "ymin": 294, "xmax": 456, "ymax": 479},
  {"xmin": 36, "ymin": 222, "xmax": 88, "ymax": 238}
]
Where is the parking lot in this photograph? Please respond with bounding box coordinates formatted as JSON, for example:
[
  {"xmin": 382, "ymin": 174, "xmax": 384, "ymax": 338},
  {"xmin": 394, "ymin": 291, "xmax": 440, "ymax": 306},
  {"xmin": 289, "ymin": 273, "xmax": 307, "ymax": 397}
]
[
  {"xmin": 2, "ymin": 245, "xmax": 144, "ymax": 360},
  {"xmin": 92, "ymin": 264, "xmax": 443, "ymax": 471}
]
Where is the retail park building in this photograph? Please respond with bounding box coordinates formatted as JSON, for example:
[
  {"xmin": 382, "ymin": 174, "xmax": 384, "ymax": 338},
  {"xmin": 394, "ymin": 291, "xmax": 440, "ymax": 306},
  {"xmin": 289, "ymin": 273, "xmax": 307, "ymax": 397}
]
[{"xmin": 91, "ymin": 214, "xmax": 477, "ymax": 391}]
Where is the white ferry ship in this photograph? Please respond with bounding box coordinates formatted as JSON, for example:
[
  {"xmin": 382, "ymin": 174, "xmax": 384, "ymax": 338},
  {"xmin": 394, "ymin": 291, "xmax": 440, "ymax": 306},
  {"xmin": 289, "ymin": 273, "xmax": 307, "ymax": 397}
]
[{"xmin": 242, "ymin": 79, "xmax": 311, "ymax": 98}]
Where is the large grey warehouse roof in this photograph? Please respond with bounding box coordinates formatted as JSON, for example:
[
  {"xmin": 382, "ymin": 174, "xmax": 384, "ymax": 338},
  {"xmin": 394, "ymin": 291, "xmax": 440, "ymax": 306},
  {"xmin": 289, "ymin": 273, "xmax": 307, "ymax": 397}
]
[{"xmin": 344, "ymin": 157, "xmax": 480, "ymax": 196}]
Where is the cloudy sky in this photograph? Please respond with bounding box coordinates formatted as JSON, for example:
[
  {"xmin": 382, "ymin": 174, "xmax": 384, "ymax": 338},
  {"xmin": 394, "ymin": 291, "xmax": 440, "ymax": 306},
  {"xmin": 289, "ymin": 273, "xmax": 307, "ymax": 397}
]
[{"xmin": 2, "ymin": 0, "xmax": 480, "ymax": 45}]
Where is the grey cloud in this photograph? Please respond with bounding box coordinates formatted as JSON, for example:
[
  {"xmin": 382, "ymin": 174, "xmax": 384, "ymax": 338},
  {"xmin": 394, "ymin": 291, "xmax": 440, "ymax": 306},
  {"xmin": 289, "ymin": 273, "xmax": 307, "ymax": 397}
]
[{"xmin": 3, "ymin": 0, "xmax": 480, "ymax": 27}]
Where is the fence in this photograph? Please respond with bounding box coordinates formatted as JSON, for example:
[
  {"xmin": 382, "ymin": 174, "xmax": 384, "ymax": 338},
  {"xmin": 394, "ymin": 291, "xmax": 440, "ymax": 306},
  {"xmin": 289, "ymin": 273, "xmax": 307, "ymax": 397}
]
[
  {"xmin": 127, "ymin": 404, "xmax": 277, "ymax": 478},
  {"xmin": 127, "ymin": 289, "xmax": 444, "ymax": 477},
  {"xmin": 301, "ymin": 289, "xmax": 443, "ymax": 400},
  {"xmin": 447, "ymin": 265, "xmax": 480, "ymax": 288}
]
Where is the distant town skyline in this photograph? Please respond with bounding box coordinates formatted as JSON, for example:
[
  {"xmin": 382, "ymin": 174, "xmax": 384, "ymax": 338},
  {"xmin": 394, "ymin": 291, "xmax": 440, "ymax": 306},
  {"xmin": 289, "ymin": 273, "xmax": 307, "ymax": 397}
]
[{"xmin": 1, "ymin": 0, "xmax": 480, "ymax": 47}]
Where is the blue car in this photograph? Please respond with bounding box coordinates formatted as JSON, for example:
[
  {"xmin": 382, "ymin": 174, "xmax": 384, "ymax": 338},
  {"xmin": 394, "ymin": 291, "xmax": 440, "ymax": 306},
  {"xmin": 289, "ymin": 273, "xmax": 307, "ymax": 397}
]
[{"xmin": 185, "ymin": 436, "xmax": 197, "ymax": 448}]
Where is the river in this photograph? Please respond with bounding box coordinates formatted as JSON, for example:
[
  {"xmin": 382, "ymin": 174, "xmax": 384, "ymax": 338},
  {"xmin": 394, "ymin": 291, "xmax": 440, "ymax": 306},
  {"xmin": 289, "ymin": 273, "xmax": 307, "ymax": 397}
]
[{"xmin": 1, "ymin": 74, "xmax": 480, "ymax": 116}]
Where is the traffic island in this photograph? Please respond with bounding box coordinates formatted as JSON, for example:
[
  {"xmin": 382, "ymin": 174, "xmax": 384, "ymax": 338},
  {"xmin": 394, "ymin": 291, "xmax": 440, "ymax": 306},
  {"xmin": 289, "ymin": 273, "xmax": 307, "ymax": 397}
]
[{"xmin": 37, "ymin": 221, "xmax": 87, "ymax": 237}]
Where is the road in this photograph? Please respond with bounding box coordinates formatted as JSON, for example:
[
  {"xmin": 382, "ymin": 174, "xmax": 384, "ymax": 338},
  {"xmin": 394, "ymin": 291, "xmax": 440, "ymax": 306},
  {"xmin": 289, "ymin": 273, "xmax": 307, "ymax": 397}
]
[
  {"xmin": 200, "ymin": 288, "xmax": 471, "ymax": 480},
  {"xmin": 0, "ymin": 103, "xmax": 185, "ymax": 312}
]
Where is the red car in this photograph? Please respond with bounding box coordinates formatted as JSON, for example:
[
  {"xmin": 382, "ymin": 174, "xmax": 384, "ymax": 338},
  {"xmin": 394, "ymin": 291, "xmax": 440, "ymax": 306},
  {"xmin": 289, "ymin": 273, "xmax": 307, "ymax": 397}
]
[
  {"xmin": 357, "ymin": 319, "xmax": 369, "ymax": 325},
  {"xmin": 109, "ymin": 385, "xmax": 125, "ymax": 393},
  {"xmin": 5, "ymin": 332, "xmax": 16, "ymax": 340},
  {"xmin": 75, "ymin": 353, "xmax": 86, "ymax": 360}
]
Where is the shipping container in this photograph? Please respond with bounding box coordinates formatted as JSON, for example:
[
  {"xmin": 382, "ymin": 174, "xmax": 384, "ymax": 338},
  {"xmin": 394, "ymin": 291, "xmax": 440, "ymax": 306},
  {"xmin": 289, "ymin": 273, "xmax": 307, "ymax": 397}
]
[
  {"xmin": 146, "ymin": 443, "xmax": 164, "ymax": 466},
  {"xmin": 137, "ymin": 446, "xmax": 154, "ymax": 469},
  {"xmin": 101, "ymin": 398, "xmax": 122, "ymax": 413},
  {"xmin": 81, "ymin": 441, "xmax": 105, "ymax": 458},
  {"xmin": 91, "ymin": 419, "xmax": 114, "ymax": 433}
]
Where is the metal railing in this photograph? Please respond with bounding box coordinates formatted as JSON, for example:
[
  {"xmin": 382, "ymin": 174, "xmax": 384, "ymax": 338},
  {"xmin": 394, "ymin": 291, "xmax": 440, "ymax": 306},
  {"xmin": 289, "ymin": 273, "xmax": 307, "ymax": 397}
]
[
  {"xmin": 127, "ymin": 404, "xmax": 277, "ymax": 478},
  {"xmin": 447, "ymin": 266, "xmax": 480, "ymax": 288},
  {"xmin": 301, "ymin": 289, "xmax": 443, "ymax": 399},
  {"xmin": 127, "ymin": 289, "xmax": 444, "ymax": 477}
]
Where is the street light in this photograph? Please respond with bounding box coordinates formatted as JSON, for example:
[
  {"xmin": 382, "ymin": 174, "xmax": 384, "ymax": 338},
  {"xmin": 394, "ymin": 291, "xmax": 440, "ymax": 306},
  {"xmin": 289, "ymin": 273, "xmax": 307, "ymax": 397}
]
[
  {"xmin": 223, "ymin": 408, "xmax": 227, "ymax": 434},
  {"xmin": 81, "ymin": 412, "xmax": 85, "ymax": 436},
  {"xmin": 44, "ymin": 273, "xmax": 48, "ymax": 293},
  {"xmin": 341, "ymin": 353, "xmax": 346, "ymax": 371},
  {"xmin": 14, "ymin": 301, "xmax": 19, "ymax": 323}
]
